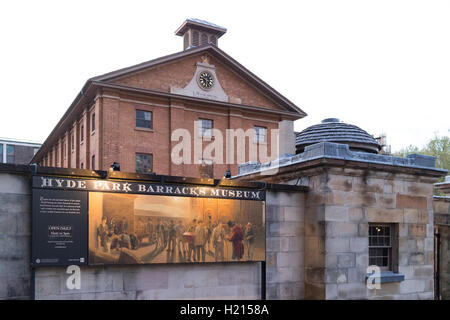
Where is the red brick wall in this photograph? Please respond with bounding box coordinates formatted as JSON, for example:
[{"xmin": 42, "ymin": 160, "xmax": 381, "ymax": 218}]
[
  {"xmin": 69, "ymin": 126, "xmax": 76, "ymax": 168},
  {"xmin": 36, "ymin": 51, "xmax": 293, "ymax": 178},
  {"xmin": 99, "ymin": 92, "xmax": 279, "ymax": 178},
  {"xmin": 112, "ymin": 53, "xmax": 283, "ymax": 111},
  {"xmin": 78, "ymin": 111, "xmax": 87, "ymax": 169},
  {"xmin": 89, "ymin": 101, "xmax": 100, "ymax": 170}
]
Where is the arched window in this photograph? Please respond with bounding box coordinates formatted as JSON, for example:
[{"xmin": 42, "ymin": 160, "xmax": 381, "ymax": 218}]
[{"xmin": 192, "ymin": 31, "xmax": 199, "ymax": 46}]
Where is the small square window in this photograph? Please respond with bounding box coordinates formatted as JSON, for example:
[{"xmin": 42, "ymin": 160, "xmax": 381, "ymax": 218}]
[
  {"xmin": 136, "ymin": 110, "xmax": 152, "ymax": 129},
  {"xmin": 136, "ymin": 153, "xmax": 153, "ymax": 174},
  {"xmin": 254, "ymin": 126, "xmax": 267, "ymax": 143},
  {"xmin": 198, "ymin": 119, "xmax": 213, "ymax": 137}
]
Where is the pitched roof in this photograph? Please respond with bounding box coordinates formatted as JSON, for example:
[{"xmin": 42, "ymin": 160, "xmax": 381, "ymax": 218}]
[
  {"xmin": 175, "ymin": 18, "xmax": 227, "ymax": 37},
  {"xmin": 90, "ymin": 44, "xmax": 306, "ymax": 116},
  {"xmin": 31, "ymin": 45, "xmax": 307, "ymax": 164}
]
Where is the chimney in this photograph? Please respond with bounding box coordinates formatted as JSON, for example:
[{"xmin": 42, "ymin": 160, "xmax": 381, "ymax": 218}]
[{"xmin": 175, "ymin": 18, "xmax": 227, "ymax": 50}]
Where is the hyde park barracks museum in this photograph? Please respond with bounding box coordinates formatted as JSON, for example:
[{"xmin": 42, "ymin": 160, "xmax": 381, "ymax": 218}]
[
  {"xmin": 31, "ymin": 19, "xmax": 306, "ymax": 179},
  {"xmin": 1, "ymin": 18, "xmax": 448, "ymax": 301}
]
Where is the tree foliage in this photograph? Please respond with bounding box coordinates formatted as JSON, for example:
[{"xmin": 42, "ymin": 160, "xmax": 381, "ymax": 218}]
[{"xmin": 394, "ymin": 134, "xmax": 450, "ymax": 171}]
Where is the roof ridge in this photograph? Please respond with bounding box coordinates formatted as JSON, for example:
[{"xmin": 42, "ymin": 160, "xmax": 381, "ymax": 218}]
[{"xmin": 89, "ymin": 45, "xmax": 306, "ymax": 116}]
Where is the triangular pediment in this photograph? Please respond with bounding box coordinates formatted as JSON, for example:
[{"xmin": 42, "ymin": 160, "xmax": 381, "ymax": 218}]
[{"xmin": 90, "ymin": 45, "xmax": 306, "ymax": 116}]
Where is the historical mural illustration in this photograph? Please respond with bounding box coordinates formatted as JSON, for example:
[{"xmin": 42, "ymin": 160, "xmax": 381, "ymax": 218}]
[{"xmin": 88, "ymin": 192, "xmax": 265, "ymax": 265}]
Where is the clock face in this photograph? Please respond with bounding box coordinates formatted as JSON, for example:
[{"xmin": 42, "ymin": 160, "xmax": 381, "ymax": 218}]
[{"xmin": 198, "ymin": 72, "xmax": 214, "ymax": 89}]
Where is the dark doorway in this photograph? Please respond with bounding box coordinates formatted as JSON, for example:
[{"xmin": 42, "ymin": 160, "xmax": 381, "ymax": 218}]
[{"xmin": 434, "ymin": 230, "xmax": 441, "ymax": 300}]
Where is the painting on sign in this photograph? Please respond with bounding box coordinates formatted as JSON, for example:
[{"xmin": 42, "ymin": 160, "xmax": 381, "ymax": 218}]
[{"xmin": 88, "ymin": 192, "xmax": 265, "ymax": 265}]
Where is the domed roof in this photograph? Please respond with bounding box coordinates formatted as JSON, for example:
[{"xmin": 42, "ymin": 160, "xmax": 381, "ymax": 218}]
[{"xmin": 295, "ymin": 118, "xmax": 381, "ymax": 154}]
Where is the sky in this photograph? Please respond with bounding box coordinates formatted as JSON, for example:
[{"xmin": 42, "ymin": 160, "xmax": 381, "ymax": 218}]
[{"xmin": 0, "ymin": 0, "xmax": 449, "ymax": 152}]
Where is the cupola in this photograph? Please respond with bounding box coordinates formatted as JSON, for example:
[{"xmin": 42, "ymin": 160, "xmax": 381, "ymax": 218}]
[
  {"xmin": 295, "ymin": 118, "xmax": 381, "ymax": 154},
  {"xmin": 175, "ymin": 18, "xmax": 227, "ymax": 50}
]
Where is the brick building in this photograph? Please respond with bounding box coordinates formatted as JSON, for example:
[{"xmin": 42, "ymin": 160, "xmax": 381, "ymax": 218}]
[
  {"xmin": 31, "ymin": 19, "xmax": 306, "ymax": 178},
  {"xmin": 0, "ymin": 138, "xmax": 41, "ymax": 165}
]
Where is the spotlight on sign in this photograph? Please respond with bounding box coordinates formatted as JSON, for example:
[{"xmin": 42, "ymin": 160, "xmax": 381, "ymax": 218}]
[
  {"xmin": 107, "ymin": 162, "xmax": 121, "ymax": 179},
  {"xmin": 110, "ymin": 162, "xmax": 120, "ymax": 172}
]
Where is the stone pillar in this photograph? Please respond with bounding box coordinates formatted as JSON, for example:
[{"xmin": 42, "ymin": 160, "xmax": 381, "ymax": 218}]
[
  {"xmin": 278, "ymin": 120, "xmax": 295, "ymax": 157},
  {"xmin": 266, "ymin": 190, "xmax": 306, "ymax": 299}
]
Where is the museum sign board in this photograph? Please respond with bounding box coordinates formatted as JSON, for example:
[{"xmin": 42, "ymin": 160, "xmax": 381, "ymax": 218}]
[{"xmin": 31, "ymin": 175, "xmax": 266, "ymax": 266}]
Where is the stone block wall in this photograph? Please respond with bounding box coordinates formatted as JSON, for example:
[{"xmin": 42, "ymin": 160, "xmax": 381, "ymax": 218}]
[
  {"xmin": 35, "ymin": 263, "xmax": 261, "ymax": 300},
  {"xmin": 434, "ymin": 196, "xmax": 450, "ymax": 299},
  {"xmin": 0, "ymin": 172, "xmax": 32, "ymax": 299},
  {"xmin": 265, "ymin": 191, "xmax": 305, "ymax": 299},
  {"xmin": 298, "ymin": 167, "xmax": 437, "ymax": 300}
]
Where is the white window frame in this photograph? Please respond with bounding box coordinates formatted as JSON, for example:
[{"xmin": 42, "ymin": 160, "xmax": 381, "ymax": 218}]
[
  {"xmin": 254, "ymin": 126, "xmax": 267, "ymax": 143},
  {"xmin": 198, "ymin": 118, "xmax": 213, "ymax": 138}
]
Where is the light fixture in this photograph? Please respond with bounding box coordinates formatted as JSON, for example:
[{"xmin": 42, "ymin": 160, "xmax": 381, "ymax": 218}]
[
  {"xmin": 107, "ymin": 162, "xmax": 120, "ymax": 179},
  {"xmin": 110, "ymin": 162, "xmax": 120, "ymax": 172}
]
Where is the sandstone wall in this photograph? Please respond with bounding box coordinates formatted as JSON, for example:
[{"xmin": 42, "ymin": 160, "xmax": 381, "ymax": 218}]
[
  {"xmin": 297, "ymin": 167, "xmax": 436, "ymax": 300},
  {"xmin": 0, "ymin": 172, "xmax": 32, "ymax": 299},
  {"xmin": 434, "ymin": 196, "xmax": 450, "ymax": 299},
  {"xmin": 265, "ymin": 191, "xmax": 305, "ymax": 299},
  {"xmin": 35, "ymin": 263, "xmax": 261, "ymax": 300}
]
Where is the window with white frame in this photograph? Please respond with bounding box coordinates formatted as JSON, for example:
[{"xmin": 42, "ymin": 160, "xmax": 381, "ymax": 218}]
[
  {"xmin": 136, "ymin": 110, "xmax": 152, "ymax": 129},
  {"xmin": 136, "ymin": 153, "xmax": 153, "ymax": 174},
  {"xmin": 198, "ymin": 119, "xmax": 213, "ymax": 138},
  {"xmin": 254, "ymin": 126, "xmax": 267, "ymax": 143}
]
